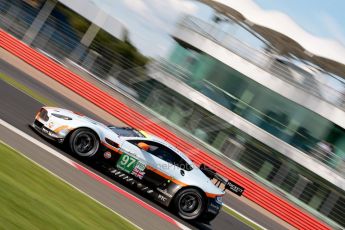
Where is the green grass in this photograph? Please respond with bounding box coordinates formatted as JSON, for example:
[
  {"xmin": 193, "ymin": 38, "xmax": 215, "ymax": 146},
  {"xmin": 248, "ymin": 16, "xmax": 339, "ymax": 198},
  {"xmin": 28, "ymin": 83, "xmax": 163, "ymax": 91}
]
[
  {"xmin": 222, "ymin": 205, "xmax": 265, "ymax": 230},
  {"xmin": 0, "ymin": 72, "xmax": 56, "ymax": 106},
  {"xmin": 0, "ymin": 142, "xmax": 138, "ymax": 230}
]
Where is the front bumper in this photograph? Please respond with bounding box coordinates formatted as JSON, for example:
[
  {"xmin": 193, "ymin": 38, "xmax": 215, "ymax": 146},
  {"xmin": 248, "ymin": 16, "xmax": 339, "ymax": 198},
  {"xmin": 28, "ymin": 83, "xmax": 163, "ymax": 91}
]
[{"xmin": 31, "ymin": 119, "xmax": 64, "ymax": 143}]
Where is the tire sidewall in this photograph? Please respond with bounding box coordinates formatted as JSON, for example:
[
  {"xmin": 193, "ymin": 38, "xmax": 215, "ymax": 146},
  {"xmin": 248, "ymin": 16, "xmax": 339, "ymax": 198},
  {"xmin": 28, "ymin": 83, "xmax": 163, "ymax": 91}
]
[
  {"xmin": 69, "ymin": 128, "xmax": 99, "ymax": 158},
  {"xmin": 173, "ymin": 188, "xmax": 205, "ymax": 220}
]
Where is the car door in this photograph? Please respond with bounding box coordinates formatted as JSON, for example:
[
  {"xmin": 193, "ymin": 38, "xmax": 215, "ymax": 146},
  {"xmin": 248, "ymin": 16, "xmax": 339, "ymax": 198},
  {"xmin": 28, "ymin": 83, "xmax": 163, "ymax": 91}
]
[{"xmin": 121, "ymin": 139, "xmax": 188, "ymax": 187}]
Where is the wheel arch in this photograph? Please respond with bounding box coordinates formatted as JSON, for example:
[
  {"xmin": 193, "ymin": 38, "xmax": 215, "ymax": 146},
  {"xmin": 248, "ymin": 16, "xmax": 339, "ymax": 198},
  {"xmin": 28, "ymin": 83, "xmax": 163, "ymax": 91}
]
[
  {"xmin": 171, "ymin": 185, "xmax": 209, "ymax": 220},
  {"xmin": 64, "ymin": 126, "xmax": 101, "ymax": 144},
  {"xmin": 171, "ymin": 185, "xmax": 208, "ymax": 206}
]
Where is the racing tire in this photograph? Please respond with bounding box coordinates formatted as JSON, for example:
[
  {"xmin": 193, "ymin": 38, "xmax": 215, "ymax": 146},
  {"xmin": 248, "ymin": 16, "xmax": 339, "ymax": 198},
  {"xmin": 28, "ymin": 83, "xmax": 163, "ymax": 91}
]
[
  {"xmin": 173, "ymin": 188, "xmax": 205, "ymax": 220},
  {"xmin": 69, "ymin": 128, "xmax": 99, "ymax": 158}
]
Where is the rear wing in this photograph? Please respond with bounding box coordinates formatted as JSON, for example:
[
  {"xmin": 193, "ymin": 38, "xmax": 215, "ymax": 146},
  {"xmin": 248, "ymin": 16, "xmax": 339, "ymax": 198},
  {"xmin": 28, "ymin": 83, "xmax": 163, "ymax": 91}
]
[{"xmin": 200, "ymin": 164, "xmax": 245, "ymax": 196}]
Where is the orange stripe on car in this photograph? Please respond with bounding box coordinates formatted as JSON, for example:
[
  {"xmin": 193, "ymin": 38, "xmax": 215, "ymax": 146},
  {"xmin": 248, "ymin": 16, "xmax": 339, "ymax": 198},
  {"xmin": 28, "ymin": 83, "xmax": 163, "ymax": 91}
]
[
  {"xmin": 205, "ymin": 192, "xmax": 222, "ymax": 198},
  {"xmin": 99, "ymin": 143, "xmax": 189, "ymax": 188},
  {"xmin": 146, "ymin": 165, "xmax": 187, "ymax": 187},
  {"xmin": 101, "ymin": 141, "xmax": 121, "ymax": 154},
  {"xmin": 53, "ymin": 125, "xmax": 71, "ymax": 133}
]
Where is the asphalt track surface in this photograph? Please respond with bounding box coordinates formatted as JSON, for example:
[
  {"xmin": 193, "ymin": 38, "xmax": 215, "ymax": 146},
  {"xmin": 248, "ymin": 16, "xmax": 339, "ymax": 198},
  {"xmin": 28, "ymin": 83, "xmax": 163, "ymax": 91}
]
[{"xmin": 0, "ymin": 59, "xmax": 289, "ymax": 230}]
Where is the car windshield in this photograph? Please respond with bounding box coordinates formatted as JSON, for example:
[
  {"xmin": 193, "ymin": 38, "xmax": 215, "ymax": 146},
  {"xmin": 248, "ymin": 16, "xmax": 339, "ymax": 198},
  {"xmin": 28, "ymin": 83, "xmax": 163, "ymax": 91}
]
[{"xmin": 109, "ymin": 126, "xmax": 145, "ymax": 137}]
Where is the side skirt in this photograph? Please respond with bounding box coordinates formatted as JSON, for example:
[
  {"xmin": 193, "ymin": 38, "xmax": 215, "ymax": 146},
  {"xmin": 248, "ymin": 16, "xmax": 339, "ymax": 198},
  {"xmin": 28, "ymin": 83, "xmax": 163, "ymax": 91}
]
[{"xmin": 98, "ymin": 164, "xmax": 178, "ymax": 207}]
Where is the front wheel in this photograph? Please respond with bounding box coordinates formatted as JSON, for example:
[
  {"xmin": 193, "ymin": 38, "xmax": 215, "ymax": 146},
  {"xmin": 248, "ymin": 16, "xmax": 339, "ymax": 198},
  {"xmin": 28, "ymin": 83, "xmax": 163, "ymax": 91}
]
[
  {"xmin": 69, "ymin": 128, "xmax": 99, "ymax": 158},
  {"xmin": 173, "ymin": 188, "xmax": 205, "ymax": 220}
]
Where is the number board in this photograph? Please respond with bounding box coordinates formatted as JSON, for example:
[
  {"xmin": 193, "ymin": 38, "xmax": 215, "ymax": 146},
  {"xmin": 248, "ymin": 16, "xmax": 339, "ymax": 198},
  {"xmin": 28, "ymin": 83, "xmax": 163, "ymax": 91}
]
[{"xmin": 116, "ymin": 153, "xmax": 139, "ymax": 174}]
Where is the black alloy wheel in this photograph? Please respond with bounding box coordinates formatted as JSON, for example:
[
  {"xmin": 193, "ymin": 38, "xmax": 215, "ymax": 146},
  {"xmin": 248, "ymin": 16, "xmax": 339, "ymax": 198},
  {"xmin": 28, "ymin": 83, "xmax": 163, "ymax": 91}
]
[
  {"xmin": 174, "ymin": 188, "xmax": 205, "ymax": 220},
  {"xmin": 69, "ymin": 128, "xmax": 99, "ymax": 158}
]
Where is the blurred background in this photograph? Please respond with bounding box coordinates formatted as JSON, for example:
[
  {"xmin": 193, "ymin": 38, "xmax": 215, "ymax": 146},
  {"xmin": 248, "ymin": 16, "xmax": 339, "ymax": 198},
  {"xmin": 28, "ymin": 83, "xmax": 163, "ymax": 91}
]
[{"xmin": 1, "ymin": 0, "xmax": 345, "ymax": 228}]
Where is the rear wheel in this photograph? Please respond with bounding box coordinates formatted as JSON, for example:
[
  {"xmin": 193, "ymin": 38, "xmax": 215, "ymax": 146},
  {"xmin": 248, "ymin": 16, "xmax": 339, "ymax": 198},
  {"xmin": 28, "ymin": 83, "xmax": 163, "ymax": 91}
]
[
  {"xmin": 69, "ymin": 128, "xmax": 99, "ymax": 158},
  {"xmin": 173, "ymin": 188, "xmax": 205, "ymax": 220}
]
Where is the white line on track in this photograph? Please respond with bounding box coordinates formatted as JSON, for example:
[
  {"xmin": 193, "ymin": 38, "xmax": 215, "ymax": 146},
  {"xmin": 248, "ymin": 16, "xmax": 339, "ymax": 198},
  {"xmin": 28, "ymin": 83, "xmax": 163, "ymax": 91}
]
[
  {"xmin": 0, "ymin": 118, "xmax": 191, "ymax": 230},
  {"xmin": 223, "ymin": 204, "xmax": 268, "ymax": 230}
]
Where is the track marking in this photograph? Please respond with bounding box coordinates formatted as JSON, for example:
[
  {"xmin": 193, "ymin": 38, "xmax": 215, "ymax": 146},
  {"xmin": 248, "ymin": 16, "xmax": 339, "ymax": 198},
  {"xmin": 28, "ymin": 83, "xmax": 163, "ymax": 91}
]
[
  {"xmin": 223, "ymin": 204, "xmax": 267, "ymax": 230},
  {"xmin": 0, "ymin": 140, "xmax": 142, "ymax": 230},
  {"xmin": 0, "ymin": 72, "xmax": 56, "ymax": 106},
  {"xmin": 0, "ymin": 119, "xmax": 191, "ymax": 230}
]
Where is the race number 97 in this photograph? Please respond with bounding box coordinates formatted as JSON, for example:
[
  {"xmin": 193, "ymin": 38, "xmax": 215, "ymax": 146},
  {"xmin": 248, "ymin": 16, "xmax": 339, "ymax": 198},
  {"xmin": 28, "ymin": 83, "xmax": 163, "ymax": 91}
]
[
  {"xmin": 120, "ymin": 154, "xmax": 136, "ymax": 167},
  {"xmin": 117, "ymin": 153, "xmax": 138, "ymax": 173}
]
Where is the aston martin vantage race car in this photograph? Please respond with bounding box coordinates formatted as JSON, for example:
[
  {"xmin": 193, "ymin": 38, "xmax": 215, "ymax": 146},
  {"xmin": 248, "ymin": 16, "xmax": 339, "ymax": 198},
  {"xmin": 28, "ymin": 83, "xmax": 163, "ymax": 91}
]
[{"xmin": 31, "ymin": 107, "xmax": 244, "ymax": 222}]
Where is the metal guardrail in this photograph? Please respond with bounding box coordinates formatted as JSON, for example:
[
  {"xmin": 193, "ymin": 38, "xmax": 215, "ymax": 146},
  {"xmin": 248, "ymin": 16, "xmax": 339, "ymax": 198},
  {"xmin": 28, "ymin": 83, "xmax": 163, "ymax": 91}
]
[{"xmin": 176, "ymin": 15, "xmax": 345, "ymax": 110}]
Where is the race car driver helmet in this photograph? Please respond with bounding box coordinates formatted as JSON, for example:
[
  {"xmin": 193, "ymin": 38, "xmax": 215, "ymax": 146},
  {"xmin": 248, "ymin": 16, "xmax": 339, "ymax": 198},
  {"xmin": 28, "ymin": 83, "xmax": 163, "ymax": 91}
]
[{"xmin": 137, "ymin": 142, "xmax": 150, "ymax": 151}]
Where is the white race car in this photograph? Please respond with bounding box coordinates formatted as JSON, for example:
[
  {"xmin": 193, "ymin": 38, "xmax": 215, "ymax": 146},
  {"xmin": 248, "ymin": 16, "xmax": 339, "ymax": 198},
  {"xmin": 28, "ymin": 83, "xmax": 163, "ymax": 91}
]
[{"xmin": 31, "ymin": 107, "xmax": 244, "ymax": 222}]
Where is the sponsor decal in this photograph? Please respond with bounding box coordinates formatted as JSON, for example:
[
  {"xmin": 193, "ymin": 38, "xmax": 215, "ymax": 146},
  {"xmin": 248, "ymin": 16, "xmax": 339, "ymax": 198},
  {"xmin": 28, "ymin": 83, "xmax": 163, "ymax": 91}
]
[
  {"xmin": 135, "ymin": 161, "xmax": 146, "ymax": 171},
  {"xmin": 157, "ymin": 188, "xmax": 173, "ymax": 198},
  {"xmin": 116, "ymin": 153, "xmax": 146, "ymax": 179},
  {"xmin": 225, "ymin": 180, "xmax": 245, "ymax": 196},
  {"xmin": 117, "ymin": 153, "xmax": 139, "ymax": 173},
  {"xmin": 158, "ymin": 194, "xmax": 168, "ymax": 202},
  {"xmin": 103, "ymin": 151, "xmax": 112, "ymax": 159}
]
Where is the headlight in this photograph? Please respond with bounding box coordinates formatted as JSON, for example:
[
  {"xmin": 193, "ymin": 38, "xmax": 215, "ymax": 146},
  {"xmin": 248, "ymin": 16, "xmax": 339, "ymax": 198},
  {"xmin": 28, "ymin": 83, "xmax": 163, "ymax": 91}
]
[{"xmin": 51, "ymin": 113, "xmax": 72, "ymax": 120}]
